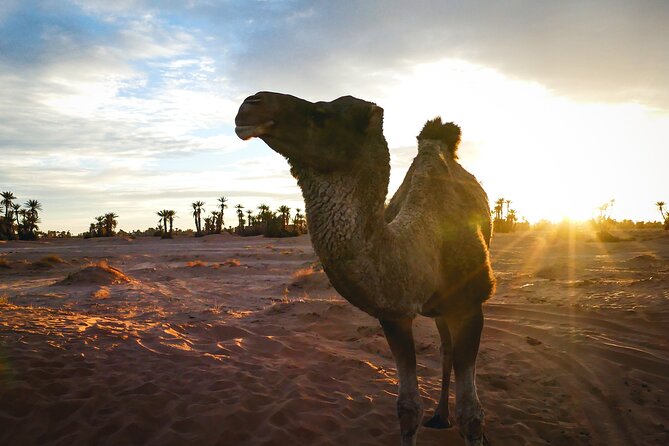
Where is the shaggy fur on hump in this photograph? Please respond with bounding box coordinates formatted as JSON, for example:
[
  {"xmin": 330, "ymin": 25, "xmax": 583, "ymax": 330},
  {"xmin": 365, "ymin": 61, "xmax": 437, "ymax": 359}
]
[{"xmin": 417, "ymin": 117, "xmax": 461, "ymax": 158}]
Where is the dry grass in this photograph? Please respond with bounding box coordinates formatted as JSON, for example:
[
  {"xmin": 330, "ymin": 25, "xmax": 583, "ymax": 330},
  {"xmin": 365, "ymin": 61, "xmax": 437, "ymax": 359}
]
[
  {"xmin": 186, "ymin": 260, "xmax": 207, "ymax": 267},
  {"xmin": 42, "ymin": 254, "xmax": 67, "ymax": 264},
  {"xmin": 0, "ymin": 258, "xmax": 10, "ymax": 268},
  {"xmin": 222, "ymin": 258, "xmax": 241, "ymax": 267},
  {"xmin": 290, "ymin": 263, "xmax": 331, "ymax": 291},
  {"xmin": 91, "ymin": 287, "xmax": 111, "ymax": 299},
  {"xmin": 30, "ymin": 255, "xmax": 68, "ymax": 269},
  {"xmin": 0, "ymin": 294, "xmax": 9, "ymax": 304},
  {"xmin": 292, "ymin": 266, "xmax": 316, "ymax": 281}
]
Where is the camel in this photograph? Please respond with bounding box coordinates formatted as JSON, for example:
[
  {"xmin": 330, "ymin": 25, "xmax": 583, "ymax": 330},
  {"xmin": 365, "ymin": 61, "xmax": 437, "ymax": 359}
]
[{"xmin": 235, "ymin": 92, "xmax": 494, "ymax": 446}]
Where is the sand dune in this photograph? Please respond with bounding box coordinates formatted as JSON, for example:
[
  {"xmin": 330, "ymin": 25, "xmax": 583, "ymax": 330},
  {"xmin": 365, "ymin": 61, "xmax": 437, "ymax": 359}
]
[{"xmin": 1, "ymin": 231, "xmax": 668, "ymax": 445}]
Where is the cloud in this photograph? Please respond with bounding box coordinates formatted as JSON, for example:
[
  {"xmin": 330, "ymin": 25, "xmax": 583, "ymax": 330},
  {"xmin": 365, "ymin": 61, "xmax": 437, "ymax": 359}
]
[
  {"xmin": 214, "ymin": 0, "xmax": 669, "ymax": 110},
  {"xmin": 0, "ymin": 2, "xmax": 244, "ymax": 161}
]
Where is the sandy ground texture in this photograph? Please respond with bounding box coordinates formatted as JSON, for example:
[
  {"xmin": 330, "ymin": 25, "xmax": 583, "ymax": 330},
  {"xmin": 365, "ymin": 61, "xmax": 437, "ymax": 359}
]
[{"xmin": 1, "ymin": 230, "xmax": 668, "ymax": 446}]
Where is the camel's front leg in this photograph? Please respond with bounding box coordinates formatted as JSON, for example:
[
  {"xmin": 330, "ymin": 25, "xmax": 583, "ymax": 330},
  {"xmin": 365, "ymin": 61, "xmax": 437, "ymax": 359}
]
[
  {"xmin": 380, "ymin": 317, "xmax": 423, "ymax": 446},
  {"xmin": 424, "ymin": 315, "xmax": 453, "ymax": 429},
  {"xmin": 447, "ymin": 304, "xmax": 489, "ymax": 446}
]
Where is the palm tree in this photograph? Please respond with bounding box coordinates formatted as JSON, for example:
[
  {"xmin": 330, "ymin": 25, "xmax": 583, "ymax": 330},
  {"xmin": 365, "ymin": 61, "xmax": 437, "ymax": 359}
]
[
  {"xmin": 293, "ymin": 207, "xmax": 305, "ymax": 233},
  {"xmin": 95, "ymin": 215, "xmax": 105, "ymax": 236},
  {"xmin": 246, "ymin": 209, "xmax": 254, "ymax": 227},
  {"xmin": 0, "ymin": 192, "xmax": 18, "ymax": 240},
  {"xmin": 493, "ymin": 198, "xmax": 505, "ymax": 221},
  {"xmin": 257, "ymin": 203, "xmax": 272, "ymax": 226},
  {"xmin": 657, "ymin": 201, "xmax": 669, "ymax": 230},
  {"xmin": 156, "ymin": 210, "xmax": 169, "ymax": 238},
  {"xmin": 507, "ymin": 209, "xmax": 517, "ymax": 224},
  {"xmin": 192, "ymin": 201, "xmax": 205, "ymax": 236},
  {"xmin": 1, "ymin": 192, "xmax": 17, "ymax": 240},
  {"xmin": 104, "ymin": 212, "xmax": 118, "ymax": 237},
  {"xmin": 11, "ymin": 203, "xmax": 21, "ymax": 237},
  {"xmin": 24, "ymin": 200, "xmax": 42, "ymax": 239},
  {"xmin": 277, "ymin": 205, "xmax": 291, "ymax": 230},
  {"xmin": 1, "ymin": 191, "xmax": 15, "ymax": 219},
  {"xmin": 209, "ymin": 210, "xmax": 220, "ymax": 234},
  {"xmin": 217, "ymin": 196, "xmax": 228, "ymax": 233},
  {"xmin": 18, "ymin": 209, "xmax": 28, "ymax": 238},
  {"xmin": 656, "ymin": 201, "xmax": 666, "ymax": 220},
  {"xmin": 166, "ymin": 210, "xmax": 176, "ymax": 236},
  {"xmin": 235, "ymin": 204, "xmax": 245, "ymax": 229}
]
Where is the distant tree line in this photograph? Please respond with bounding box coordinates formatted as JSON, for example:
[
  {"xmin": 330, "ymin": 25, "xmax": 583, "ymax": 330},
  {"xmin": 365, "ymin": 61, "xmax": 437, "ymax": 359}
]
[
  {"xmin": 129, "ymin": 196, "xmax": 307, "ymax": 239},
  {"xmin": 0, "ymin": 191, "xmax": 42, "ymax": 240},
  {"xmin": 492, "ymin": 197, "xmax": 523, "ymax": 233},
  {"xmin": 188, "ymin": 196, "xmax": 307, "ymax": 238},
  {"xmin": 84, "ymin": 213, "xmax": 118, "ymax": 238}
]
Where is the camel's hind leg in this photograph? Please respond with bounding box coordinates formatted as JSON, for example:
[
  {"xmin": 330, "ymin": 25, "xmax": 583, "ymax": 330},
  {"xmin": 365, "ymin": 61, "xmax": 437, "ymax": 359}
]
[
  {"xmin": 447, "ymin": 303, "xmax": 489, "ymax": 446},
  {"xmin": 424, "ymin": 315, "xmax": 453, "ymax": 429},
  {"xmin": 380, "ymin": 317, "xmax": 424, "ymax": 446}
]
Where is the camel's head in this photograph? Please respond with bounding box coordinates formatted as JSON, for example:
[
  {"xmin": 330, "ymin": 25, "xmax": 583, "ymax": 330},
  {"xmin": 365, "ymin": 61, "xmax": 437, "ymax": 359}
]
[{"xmin": 235, "ymin": 92, "xmax": 384, "ymax": 171}]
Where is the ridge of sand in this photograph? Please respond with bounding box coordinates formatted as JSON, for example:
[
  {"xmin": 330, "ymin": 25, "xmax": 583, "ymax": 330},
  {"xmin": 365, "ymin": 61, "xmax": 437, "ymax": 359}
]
[{"xmin": 53, "ymin": 261, "xmax": 132, "ymax": 286}]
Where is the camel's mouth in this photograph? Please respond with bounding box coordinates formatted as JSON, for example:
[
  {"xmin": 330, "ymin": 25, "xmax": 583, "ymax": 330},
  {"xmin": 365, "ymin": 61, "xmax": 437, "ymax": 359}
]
[{"xmin": 235, "ymin": 121, "xmax": 274, "ymax": 140}]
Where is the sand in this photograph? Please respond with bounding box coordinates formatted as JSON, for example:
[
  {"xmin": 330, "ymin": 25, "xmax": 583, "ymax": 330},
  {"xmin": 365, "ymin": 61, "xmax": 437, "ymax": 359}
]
[{"xmin": 1, "ymin": 231, "xmax": 668, "ymax": 445}]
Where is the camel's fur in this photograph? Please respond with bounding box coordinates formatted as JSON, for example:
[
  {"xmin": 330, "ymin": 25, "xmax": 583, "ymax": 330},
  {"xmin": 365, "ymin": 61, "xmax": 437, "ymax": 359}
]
[{"xmin": 235, "ymin": 92, "xmax": 494, "ymax": 445}]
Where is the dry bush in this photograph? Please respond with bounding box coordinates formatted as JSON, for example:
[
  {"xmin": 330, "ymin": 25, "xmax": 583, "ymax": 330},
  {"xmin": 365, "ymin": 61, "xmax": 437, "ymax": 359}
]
[
  {"xmin": 186, "ymin": 260, "xmax": 207, "ymax": 267},
  {"xmin": 31, "ymin": 259, "xmax": 54, "ymax": 269},
  {"xmin": 42, "ymin": 255, "xmax": 67, "ymax": 264},
  {"xmin": 290, "ymin": 262, "xmax": 331, "ymax": 291},
  {"xmin": 91, "ymin": 287, "xmax": 111, "ymax": 299},
  {"xmin": 292, "ymin": 267, "xmax": 315, "ymax": 281},
  {"xmin": 0, "ymin": 258, "xmax": 10, "ymax": 268},
  {"xmin": 222, "ymin": 258, "xmax": 241, "ymax": 267}
]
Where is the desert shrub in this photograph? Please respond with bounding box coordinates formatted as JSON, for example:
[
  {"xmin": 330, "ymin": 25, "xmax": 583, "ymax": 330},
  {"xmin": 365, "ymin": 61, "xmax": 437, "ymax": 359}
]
[
  {"xmin": 41, "ymin": 255, "xmax": 66, "ymax": 264},
  {"xmin": 31, "ymin": 259, "xmax": 54, "ymax": 268},
  {"xmin": 596, "ymin": 231, "xmax": 622, "ymax": 242},
  {"xmin": 222, "ymin": 258, "xmax": 241, "ymax": 267}
]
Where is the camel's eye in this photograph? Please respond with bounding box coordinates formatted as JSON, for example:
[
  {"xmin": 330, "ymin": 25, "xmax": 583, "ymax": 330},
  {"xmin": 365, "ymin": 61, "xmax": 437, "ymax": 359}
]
[{"xmin": 312, "ymin": 108, "xmax": 328, "ymax": 126}]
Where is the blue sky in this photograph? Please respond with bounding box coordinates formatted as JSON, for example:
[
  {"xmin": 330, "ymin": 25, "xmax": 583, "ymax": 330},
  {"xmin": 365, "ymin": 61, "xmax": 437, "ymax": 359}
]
[{"xmin": 1, "ymin": 0, "xmax": 668, "ymax": 232}]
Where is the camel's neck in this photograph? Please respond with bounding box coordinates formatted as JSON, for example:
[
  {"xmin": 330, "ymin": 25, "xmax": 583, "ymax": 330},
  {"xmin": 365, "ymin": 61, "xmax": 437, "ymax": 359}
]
[{"xmin": 292, "ymin": 141, "xmax": 390, "ymax": 264}]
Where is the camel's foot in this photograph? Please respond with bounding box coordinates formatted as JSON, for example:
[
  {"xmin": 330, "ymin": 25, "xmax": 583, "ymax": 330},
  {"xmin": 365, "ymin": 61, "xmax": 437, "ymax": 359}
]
[
  {"xmin": 397, "ymin": 395, "xmax": 422, "ymax": 446},
  {"xmin": 400, "ymin": 434, "xmax": 418, "ymax": 446},
  {"xmin": 460, "ymin": 430, "xmax": 490, "ymax": 446},
  {"xmin": 423, "ymin": 412, "xmax": 452, "ymax": 429},
  {"xmin": 460, "ymin": 413, "xmax": 490, "ymax": 446}
]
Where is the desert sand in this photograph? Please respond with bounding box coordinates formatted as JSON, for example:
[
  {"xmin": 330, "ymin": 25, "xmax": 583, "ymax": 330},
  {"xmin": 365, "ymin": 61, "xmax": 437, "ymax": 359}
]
[{"xmin": 1, "ymin": 230, "xmax": 668, "ymax": 445}]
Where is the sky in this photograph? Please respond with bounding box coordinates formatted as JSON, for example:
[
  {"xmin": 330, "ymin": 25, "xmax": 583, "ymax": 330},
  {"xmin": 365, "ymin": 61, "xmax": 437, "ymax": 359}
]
[{"xmin": 1, "ymin": 0, "xmax": 668, "ymax": 233}]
